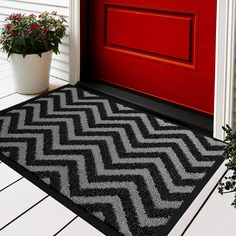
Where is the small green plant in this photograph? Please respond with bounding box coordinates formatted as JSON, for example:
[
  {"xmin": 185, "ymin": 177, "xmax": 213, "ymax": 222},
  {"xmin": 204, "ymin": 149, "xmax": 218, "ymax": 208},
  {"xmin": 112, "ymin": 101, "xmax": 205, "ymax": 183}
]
[
  {"xmin": 0, "ymin": 11, "xmax": 66, "ymax": 58},
  {"xmin": 218, "ymin": 125, "xmax": 236, "ymax": 207}
]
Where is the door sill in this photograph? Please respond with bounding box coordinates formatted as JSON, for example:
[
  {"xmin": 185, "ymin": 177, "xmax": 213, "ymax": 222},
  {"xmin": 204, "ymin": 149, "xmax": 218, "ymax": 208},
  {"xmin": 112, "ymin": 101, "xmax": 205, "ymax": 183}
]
[{"xmin": 78, "ymin": 80, "xmax": 213, "ymax": 137}]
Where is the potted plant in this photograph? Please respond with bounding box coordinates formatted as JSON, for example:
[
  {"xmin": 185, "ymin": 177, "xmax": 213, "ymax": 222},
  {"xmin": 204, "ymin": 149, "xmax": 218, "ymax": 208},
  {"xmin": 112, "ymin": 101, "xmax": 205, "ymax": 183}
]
[
  {"xmin": 0, "ymin": 11, "xmax": 66, "ymax": 94},
  {"xmin": 218, "ymin": 125, "xmax": 236, "ymax": 207}
]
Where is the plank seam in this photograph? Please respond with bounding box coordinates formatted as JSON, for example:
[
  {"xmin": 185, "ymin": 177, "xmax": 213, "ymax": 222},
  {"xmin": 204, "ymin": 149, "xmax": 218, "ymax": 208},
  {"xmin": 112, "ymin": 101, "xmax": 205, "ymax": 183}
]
[
  {"xmin": 0, "ymin": 195, "xmax": 49, "ymax": 231},
  {"xmin": 53, "ymin": 216, "xmax": 79, "ymax": 236},
  {"xmin": 0, "ymin": 177, "xmax": 23, "ymax": 193}
]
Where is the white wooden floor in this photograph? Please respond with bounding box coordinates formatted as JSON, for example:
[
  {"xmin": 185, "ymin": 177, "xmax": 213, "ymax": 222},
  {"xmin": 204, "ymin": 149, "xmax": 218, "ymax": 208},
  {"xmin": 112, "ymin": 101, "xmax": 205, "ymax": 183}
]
[{"xmin": 0, "ymin": 58, "xmax": 236, "ymax": 236}]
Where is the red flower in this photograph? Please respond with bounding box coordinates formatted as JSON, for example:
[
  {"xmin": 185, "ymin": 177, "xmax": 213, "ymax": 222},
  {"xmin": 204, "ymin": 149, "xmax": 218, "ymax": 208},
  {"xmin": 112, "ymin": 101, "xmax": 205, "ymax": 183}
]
[
  {"xmin": 5, "ymin": 24, "xmax": 12, "ymax": 30},
  {"xmin": 10, "ymin": 31, "xmax": 17, "ymax": 37},
  {"xmin": 29, "ymin": 22, "xmax": 40, "ymax": 31},
  {"xmin": 9, "ymin": 13, "xmax": 22, "ymax": 21},
  {"xmin": 29, "ymin": 14, "xmax": 36, "ymax": 18}
]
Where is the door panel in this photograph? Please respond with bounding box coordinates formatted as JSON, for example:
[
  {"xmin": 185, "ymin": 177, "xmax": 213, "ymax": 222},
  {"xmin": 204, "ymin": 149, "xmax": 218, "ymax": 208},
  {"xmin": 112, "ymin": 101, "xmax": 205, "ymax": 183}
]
[
  {"xmin": 88, "ymin": 0, "xmax": 217, "ymax": 115},
  {"xmin": 106, "ymin": 6, "xmax": 192, "ymax": 61}
]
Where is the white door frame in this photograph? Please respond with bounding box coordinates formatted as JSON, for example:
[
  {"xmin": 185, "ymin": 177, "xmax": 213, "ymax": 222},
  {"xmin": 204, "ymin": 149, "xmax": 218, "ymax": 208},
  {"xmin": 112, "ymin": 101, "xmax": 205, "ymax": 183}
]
[
  {"xmin": 69, "ymin": 0, "xmax": 80, "ymax": 85},
  {"xmin": 69, "ymin": 0, "xmax": 236, "ymax": 141},
  {"xmin": 214, "ymin": 0, "xmax": 236, "ymax": 140}
]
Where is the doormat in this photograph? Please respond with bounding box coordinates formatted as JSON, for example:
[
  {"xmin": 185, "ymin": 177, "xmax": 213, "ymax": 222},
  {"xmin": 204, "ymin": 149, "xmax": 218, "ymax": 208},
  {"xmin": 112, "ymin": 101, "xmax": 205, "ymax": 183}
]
[{"xmin": 0, "ymin": 85, "xmax": 226, "ymax": 236}]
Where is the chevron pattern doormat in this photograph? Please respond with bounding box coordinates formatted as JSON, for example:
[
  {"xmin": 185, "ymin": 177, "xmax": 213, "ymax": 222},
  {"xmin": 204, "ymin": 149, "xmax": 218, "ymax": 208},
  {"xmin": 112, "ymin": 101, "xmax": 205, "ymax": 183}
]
[{"xmin": 0, "ymin": 85, "xmax": 226, "ymax": 236}]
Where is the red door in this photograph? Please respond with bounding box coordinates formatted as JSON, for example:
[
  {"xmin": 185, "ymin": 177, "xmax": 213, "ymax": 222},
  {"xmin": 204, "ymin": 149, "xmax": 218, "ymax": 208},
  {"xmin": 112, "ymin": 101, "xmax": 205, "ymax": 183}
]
[{"xmin": 88, "ymin": 0, "xmax": 217, "ymax": 115}]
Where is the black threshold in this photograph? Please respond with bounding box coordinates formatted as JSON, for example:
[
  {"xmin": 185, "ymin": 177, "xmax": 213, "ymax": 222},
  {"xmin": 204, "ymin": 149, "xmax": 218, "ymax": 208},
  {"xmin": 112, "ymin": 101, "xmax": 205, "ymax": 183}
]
[{"xmin": 78, "ymin": 79, "xmax": 213, "ymax": 137}]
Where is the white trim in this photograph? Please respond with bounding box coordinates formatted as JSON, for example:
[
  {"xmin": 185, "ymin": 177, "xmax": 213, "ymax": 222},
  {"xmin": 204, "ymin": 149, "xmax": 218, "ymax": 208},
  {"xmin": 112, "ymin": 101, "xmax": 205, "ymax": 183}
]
[
  {"xmin": 69, "ymin": 0, "xmax": 80, "ymax": 85},
  {"xmin": 214, "ymin": 0, "xmax": 236, "ymax": 140}
]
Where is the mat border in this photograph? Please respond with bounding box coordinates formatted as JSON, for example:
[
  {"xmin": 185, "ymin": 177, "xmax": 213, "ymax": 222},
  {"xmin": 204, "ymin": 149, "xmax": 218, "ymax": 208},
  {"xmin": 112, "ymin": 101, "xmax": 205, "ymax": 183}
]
[{"xmin": 0, "ymin": 84, "xmax": 225, "ymax": 236}]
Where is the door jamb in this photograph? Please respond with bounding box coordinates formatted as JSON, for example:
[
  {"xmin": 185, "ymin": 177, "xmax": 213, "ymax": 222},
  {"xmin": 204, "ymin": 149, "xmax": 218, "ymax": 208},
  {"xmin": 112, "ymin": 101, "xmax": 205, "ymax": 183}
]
[
  {"xmin": 69, "ymin": 0, "xmax": 80, "ymax": 85},
  {"xmin": 214, "ymin": 0, "xmax": 236, "ymax": 140},
  {"xmin": 69, "ymin": 0, "xmax": 236, "ymax": 140}
]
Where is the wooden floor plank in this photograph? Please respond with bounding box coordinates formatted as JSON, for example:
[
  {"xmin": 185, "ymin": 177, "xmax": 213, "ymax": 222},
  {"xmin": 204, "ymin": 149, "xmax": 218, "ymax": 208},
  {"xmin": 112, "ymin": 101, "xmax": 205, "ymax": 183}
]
[
  {"xmin": 0, "ymin": 164, "xmax": 22, "ymax": 191},
  {"xmin": 0, "ymin": 93, "xmax": 35, "ymax": 111},
  {"xmin": 0, "ymin": 197, "xmax": 76, "ymax": 236},
  {"xmin": 48, "ymin": 77, "xmax": 68, "ymax": 90},
  {"xmin": 184, "ymin": 171, "xmax": 236, "ymax": 236},
  {"xmin": 0, "ymin": 178, "xmax": 47, "ymax": 229},
  {"xmin": 56, "ymin": 217, "xmax": 105, "ymax": 236},
  {"xmin": 0, "ymin": 78, "xmax": 68, "ymax": 111}
]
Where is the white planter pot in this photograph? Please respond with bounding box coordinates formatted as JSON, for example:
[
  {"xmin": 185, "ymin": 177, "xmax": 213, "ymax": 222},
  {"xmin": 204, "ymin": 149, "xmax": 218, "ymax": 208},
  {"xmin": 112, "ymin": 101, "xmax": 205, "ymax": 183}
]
[{"xmin": 10, "ymin": 50, "xmax": 53, "ymax": 94}]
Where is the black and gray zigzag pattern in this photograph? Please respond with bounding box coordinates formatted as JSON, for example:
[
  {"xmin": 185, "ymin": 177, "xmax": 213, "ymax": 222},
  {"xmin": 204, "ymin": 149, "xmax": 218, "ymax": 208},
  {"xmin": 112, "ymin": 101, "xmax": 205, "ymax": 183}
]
[{"xmin": 0, "ymin": 85, "xmax": 226, "ymax": 236}]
